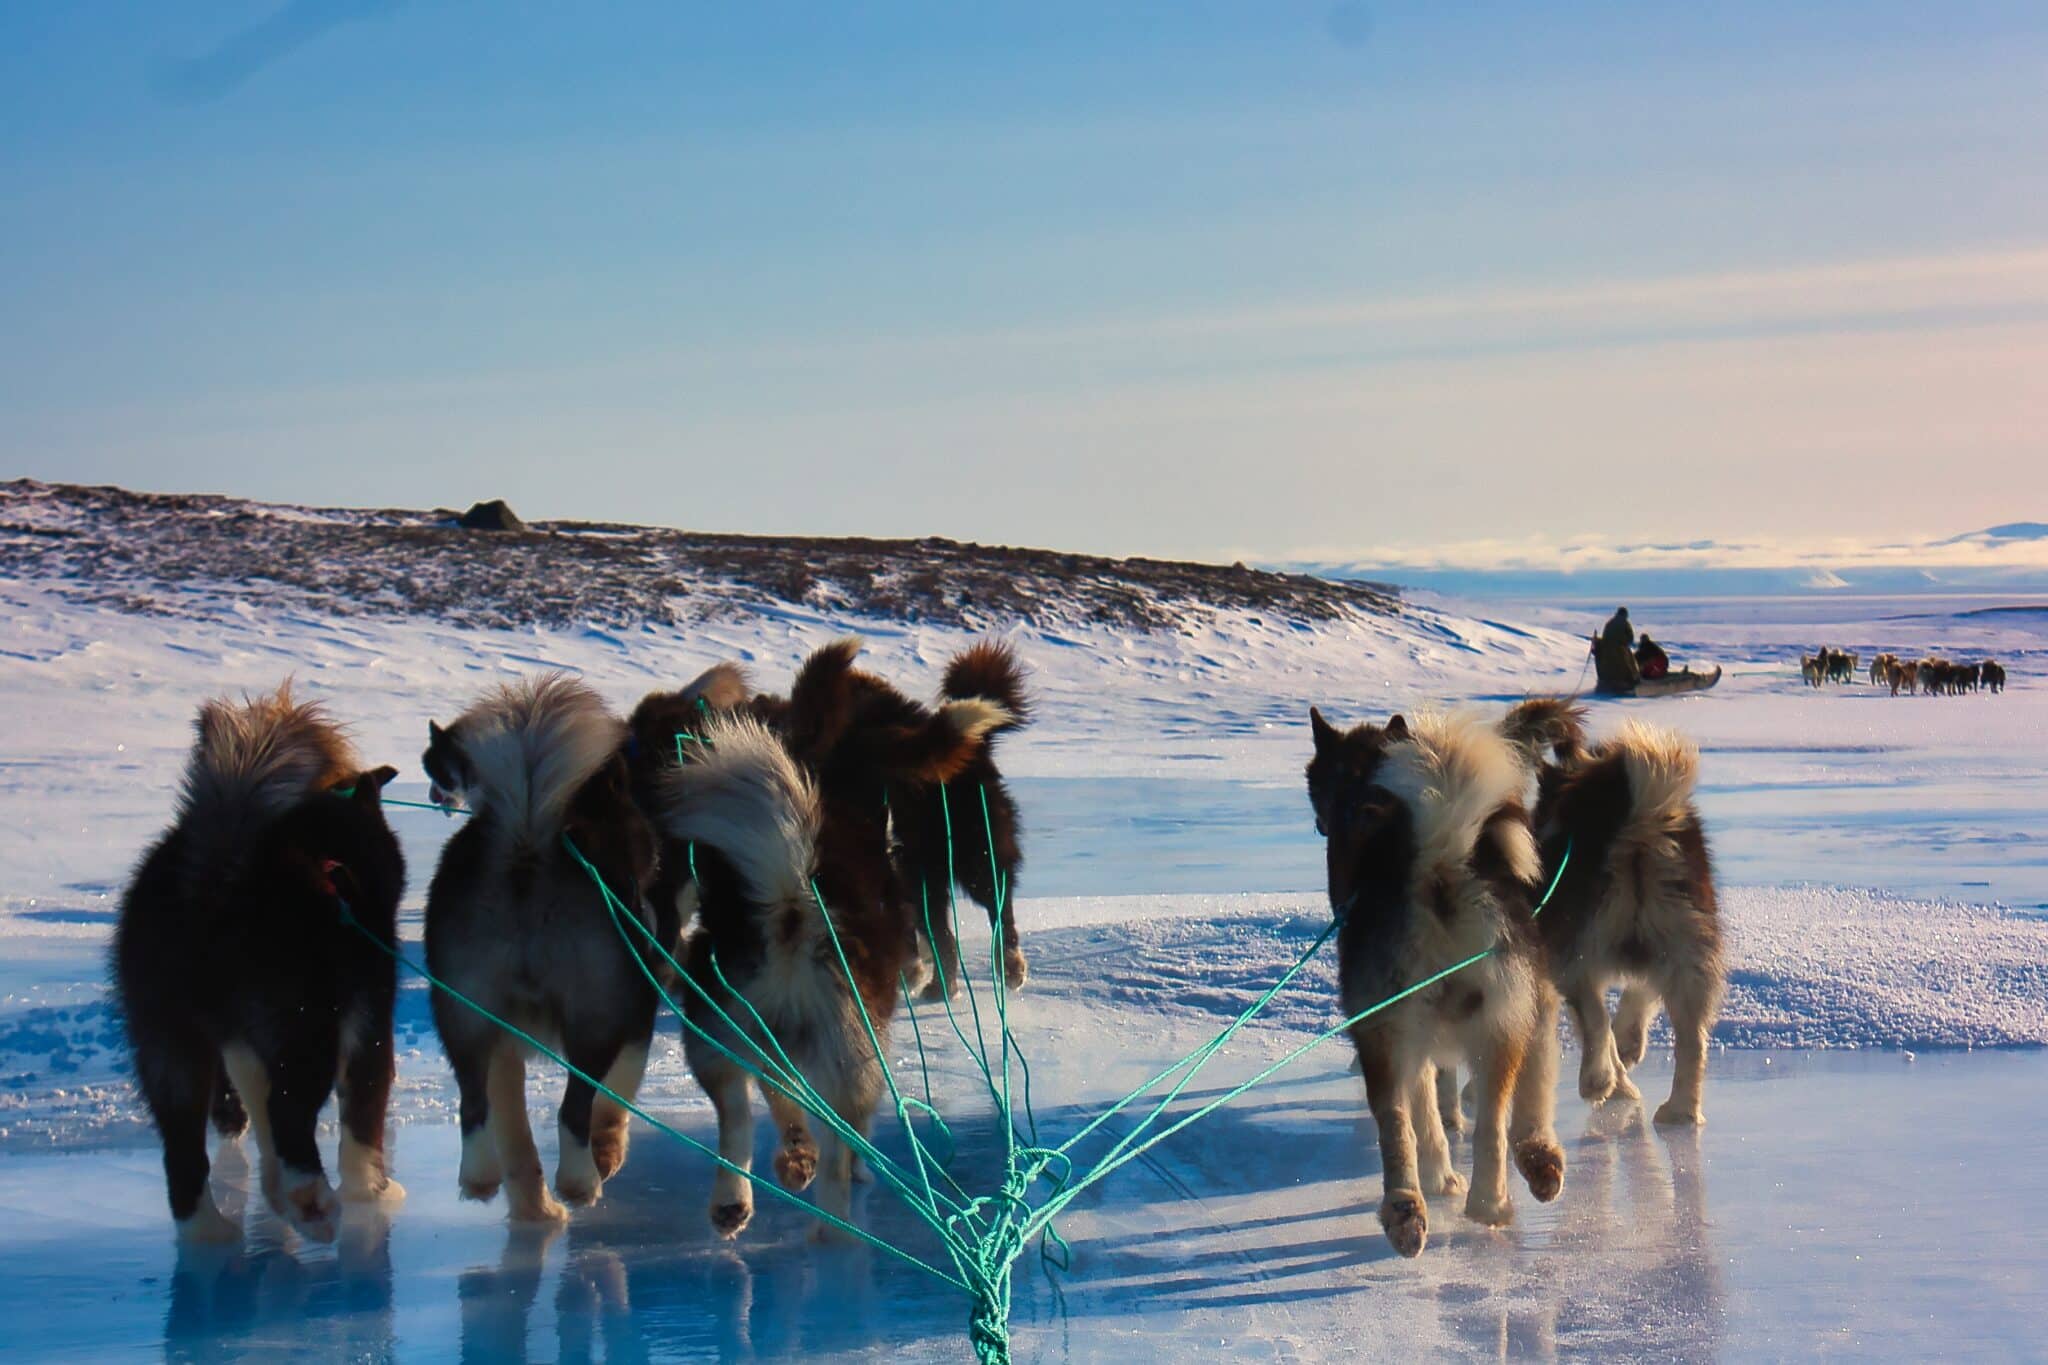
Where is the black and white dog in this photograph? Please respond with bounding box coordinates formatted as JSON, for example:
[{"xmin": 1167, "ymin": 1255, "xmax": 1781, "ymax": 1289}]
[
  {"xmin": 422, "ymin": 673, "xmax": 670, "ymax": 1222},
  {"xmin": 113, "ymin": 685, "xmax": 405, "ymax": 1243},
  {"xmin": 1306, "ymin": 707, "xmax": 1565, "ymax": 1258}
]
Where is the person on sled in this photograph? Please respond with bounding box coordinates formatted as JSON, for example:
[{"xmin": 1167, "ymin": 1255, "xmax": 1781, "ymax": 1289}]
[
  {"xmin": 1635, "ymin": 633, "xmax": 1671, "ymax": 681},
  {"xmin": 1592, "ymin": 606, "xmax": 1639, "ymax": 692}
]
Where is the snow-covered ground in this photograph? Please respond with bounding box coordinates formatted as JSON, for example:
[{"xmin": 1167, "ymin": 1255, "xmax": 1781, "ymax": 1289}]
[{"xmin": 1, "ymin": 546, "xmax": 2044, "ymax": 1360}]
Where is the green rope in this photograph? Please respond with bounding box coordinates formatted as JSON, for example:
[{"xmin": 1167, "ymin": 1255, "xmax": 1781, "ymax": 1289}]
[{"xmin": 372, "ymin": 750, "xmax": 1574, "ymax": 1365}]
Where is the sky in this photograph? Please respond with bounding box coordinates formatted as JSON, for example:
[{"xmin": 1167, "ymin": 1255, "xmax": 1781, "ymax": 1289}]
[{"xmin": 4, "ymin": 1, "xmax": 2047, "ymax": 567}]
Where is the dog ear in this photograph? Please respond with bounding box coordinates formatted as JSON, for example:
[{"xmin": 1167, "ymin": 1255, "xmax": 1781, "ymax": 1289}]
[
  {"xmin": 353, "ymin": 765, "xmax": 399, "ymax": 805},
  {"xmin": 1309, "ymin": 706, "xmax": 1340, "ymax": 754},
  {"xmin": 1384, "ymin": 714, "xmax": 1410, "ymax": 741}
]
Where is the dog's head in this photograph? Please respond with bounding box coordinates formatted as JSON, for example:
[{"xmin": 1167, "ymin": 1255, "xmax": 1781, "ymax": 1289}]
[
  {"xmin": 1306, "ymin": 707, "xmax": 1414, "ymax": 912},
  {"xmin": 422, "ymin": 719, "xmax": 473, "ymax": 811},
  {"xmin": 266, "ymin": 764, "xmax": 404, "ymax": 909}
]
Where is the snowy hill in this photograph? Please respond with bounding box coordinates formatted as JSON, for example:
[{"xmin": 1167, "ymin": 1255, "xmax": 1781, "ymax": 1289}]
[{"xmin": 1, "ymin": 479, "xmax": 1397, "ymax": 632}]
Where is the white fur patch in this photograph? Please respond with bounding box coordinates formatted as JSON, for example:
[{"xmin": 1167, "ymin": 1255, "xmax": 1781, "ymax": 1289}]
[
  {"xmin": 936, "ymin": 697, "xmax": 1014, "ymax": 749},
  {"xmin": 446, "ymin": 673, "xmax": 622, "ymax": 846},
  {"xmin": 1377, "ymin": 711, "xmax": 1540, "ymax": 885},
  {"xmin": 657, "ymin": 714, "xmax": 820, "ymax": 910}
]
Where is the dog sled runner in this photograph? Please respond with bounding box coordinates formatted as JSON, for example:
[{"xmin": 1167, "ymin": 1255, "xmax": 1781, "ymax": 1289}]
[{"xmin": 1597, "ymin": 665, "xmax": 1722, "ymax": 698}]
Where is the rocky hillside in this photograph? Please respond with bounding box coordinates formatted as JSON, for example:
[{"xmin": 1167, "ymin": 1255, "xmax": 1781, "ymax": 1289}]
[{"xmin": 0, "ymin": 480, "xmax": 1398, "ymax": 633}]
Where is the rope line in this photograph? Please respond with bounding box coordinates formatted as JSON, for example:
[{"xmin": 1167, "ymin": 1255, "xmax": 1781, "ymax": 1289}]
[{"xmin": 364, "ymin": 754, "xmax": 1573, "ymax": 1364}]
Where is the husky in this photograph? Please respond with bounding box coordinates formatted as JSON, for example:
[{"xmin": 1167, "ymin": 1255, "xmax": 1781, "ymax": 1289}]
[
  {"xmin": 112, "ymin": 685, "xmax": 405, "ymax": 1243},
  {"xmin": 1888, "ymin": 658, "xmax": 1919, "ymax": 696},
  {"xmin": 653, "ymin": 644, "xmax": 1011, "ymax": 1240},
  {"xmin": 1982, "ymin": 660, "xmax": 2007, "ymax": 694},
  {"xmin": 1799, "ymin": 655, "xmax": 1823, "ymax": 688},
  {"xmin": 886, "ymin": 642, "xmax": 1032, "ymax": 998},
  {"xmin": 1503, "ymin": 702, "xmax": 1725, "ymax": 1126},
  {"xmin": 422, "ymin": 673, "xmax": 668, "ymax": 1222},
  {"xmin": 647, "ymin": 641, "xmax": 1033, "ymax": 999},
  {"xmin": 1870, "ymin": 653, "xmax": 1897, "ymax": 687},
  {"xmin": 1306, "ymin": 707, "xmax": 1564, "ymax": 1258}
]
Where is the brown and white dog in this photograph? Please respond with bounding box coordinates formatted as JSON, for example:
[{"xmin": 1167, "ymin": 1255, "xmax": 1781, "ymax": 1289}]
[
  {"xmin": 1306, "ymin": 707, "xmax": 1564, "ymax": 1258},
  {"xmin": 422, "ymin": 673, "xmax": 667, "ymax": 1222},
  {"xmin": 1503, "ymin": 701, "xmax": 1725, "ymax": 1126},
  {"xmin": 650, "ymin": 642, "xmax": 1012, "ymax": 1240}
]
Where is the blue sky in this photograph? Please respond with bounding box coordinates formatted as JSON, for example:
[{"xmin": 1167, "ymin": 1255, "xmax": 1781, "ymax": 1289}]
[{"xmin": 5, "ymin": 2, "xmax": 2046, "ymax": 563}]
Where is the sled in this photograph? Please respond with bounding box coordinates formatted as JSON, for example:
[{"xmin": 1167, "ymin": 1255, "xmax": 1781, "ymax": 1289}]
[{"xmin": 1598, "ymin": 665, "xmax": 1722, "ymax": 698}]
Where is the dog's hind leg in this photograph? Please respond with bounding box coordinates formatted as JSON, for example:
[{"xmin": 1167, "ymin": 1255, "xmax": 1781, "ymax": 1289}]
[
  {"xmin": 1510, "ymin": 988, "xmax": 1566, "ymax": 1203},
  {"xmin": 915, "ymin": 877, "xmax": 967, "ymax": 1003},
  {"xmin": 336, "ymin": 1008, "xmax": 402, "ymax": 1205},
  {"xmin": 1613, "ymin": 984, "xmax": 1660, "ymax": 1070},
  {"xmin": 1435, "ymin": 1064, "xmax": 1465, "ymax": 1135},
  {"xmin": 211, "ymin": 1072, "xmax": 249, "ymax": 1141},
  {"xmin": 441, "ymin": 1030, "xmax": 503, "ymax": 1202},
  {"xmin": 139, "ymin": 1033, "xmax": 238, "ymax": 1243},
  {"xmin": 1655, "ymin": 968, "xmax": 1722, "ymax": 1128},
  {"xmin": 1354, "ymin": 1028, "xmax": 1427, "ymax": 1257},
  {"xmin": 590, "ymin": 1040, "xmax": 649, "ymax": 1182},
  {"xmin": 1412, "ymin": 1064, "xmax": 1464, "ymax": 1199},
  {"xmin": 488, "ymin": 1045, "xmax": 566, "ymax": 1224},
  {"xmin": 703, "ymin": 1058, "xmax": 758, "ymax": 1238},
  {"xmin": 554, "ymin": 1037, "xmax": 627, "ymax": 1208},
  {"xmin": 764, "ymin": 1082, "xmax": 819, "ymax": 1192},
  {"xmin": 226, "ymin": 1036, "xmax": 342, "ymax": 1243},
  {"xmin": 1465, "ymin": 1027, "xmax": 1524, "ymax": 1228},
  {"xmin": 1565, "ymin": 977, "xmax": 1635, "ymax": 1104}
]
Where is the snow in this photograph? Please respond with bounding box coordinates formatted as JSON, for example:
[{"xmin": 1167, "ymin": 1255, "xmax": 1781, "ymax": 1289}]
[{"xmin": 1, "ymin": 509, "xmax": 2045, "ymax": 1359}]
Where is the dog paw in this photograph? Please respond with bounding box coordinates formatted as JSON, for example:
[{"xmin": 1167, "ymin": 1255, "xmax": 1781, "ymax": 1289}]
[
  {"xmin": 459, "ymin": 1178, "xmax": 501, "ymax": 1203},
  {"xmin": 917, "ymin": 974, "xmax": 960, "ymax": 1004},
  {"xmin": 1464, "ymin": 1187, "xmax": 1515, "ymax": 1228},
  {"xmin": 774, "ymin": 1145, "xmax": 818, "ymax": 1191},
  {"xmin": 1578, "ymin": 1063, "xmax": 1618, "ymax": 1104},
  {"xmin": 1516, "ymin": 1138, "xmax": 1566, "ymax": 1202},
  {"xmin": 592, "ymin": 1127, "xmax": 630, "ymax": 1182},
  {"xmin": 1378, "ymin": 1190, "xmax": 1428, "ymax": 1258},
  {"xmin": 1430, "ymin": 1168, "xmax": 1468, "ymax": 1199},
  {"xmin": 555, "ymin": 1173, "xmax": 602, "ymax": 1207},
  {"xmin": 1438, "ymin": 1106, "xmax": 1465, "ymax": 1136},
  {"xmin": 1003, "ymin": 949, "xmax": 1029, "ymax": 992},
  {"xmin": 284, "ymin": 1174, "xmax": 340, "ymax": 1244},
  {"xmin": 1654, "ymin": 1100, "xmax": 1704, "ymax": 1128},
  {"xmin": 508, "ymin": 1188, "xmax": 569, "ymax": 1225},
  {"xmin": 1615, "ymin": 1032, "xmax": 1649, "ymax": 1069},
  {"xmin": 177, "ymin": 1198, "xmax": 242, "ymax": 1245},
  {"xmin": 342, "ymin": 1173, "xmax": 405, "ymax": 1205},
  {"xmin": 710, "ymin": 1201, "xmax": 753, "ymax": 1240}
]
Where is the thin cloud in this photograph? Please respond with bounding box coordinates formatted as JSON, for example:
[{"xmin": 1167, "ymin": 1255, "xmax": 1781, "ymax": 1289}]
[{"xmin": 154, "ymin": 0, "xmax": 400, "ymax": 103}]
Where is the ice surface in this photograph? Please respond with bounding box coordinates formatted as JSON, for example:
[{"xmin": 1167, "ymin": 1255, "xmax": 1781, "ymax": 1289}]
[{"xmin": 0, "ymin": 557, "xmax": 2043, "ymax": 1359}]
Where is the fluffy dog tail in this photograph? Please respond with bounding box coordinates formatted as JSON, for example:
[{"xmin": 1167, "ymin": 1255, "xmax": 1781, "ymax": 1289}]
[
  {"xmin": 1499, "ymin": 697, "xmax": 1586, "ymax": 767},
  {"xmin": 454, "ymin": 673, "xmax": 623, "ymax": 850},
  {"xmin": 678, "ymin": 661, "xmax": 752, "ymax": 713},
  {"xmin": 177, "ymin": 682, "xmax": 357, "ymax": 883},
  {"xmin": 1611, "ymin": 720, "xmax": 1701, "ymax": 849},
  {"xmin": 658, "ymin": 714, "xmax": 820, "ymax": 909},
  {"xmin": 941, "ymin": 641, "xmax": 1030, "ymax": 740},
  {"xmin": 1380, "ymin": 711, "xmax": 1542, "ymax": 888}
]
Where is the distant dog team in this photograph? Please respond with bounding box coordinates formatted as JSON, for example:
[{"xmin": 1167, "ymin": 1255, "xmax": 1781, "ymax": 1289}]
[{"xmin": 1807, "ymin": 647, "xmax": 2009, "ymax": 696}]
